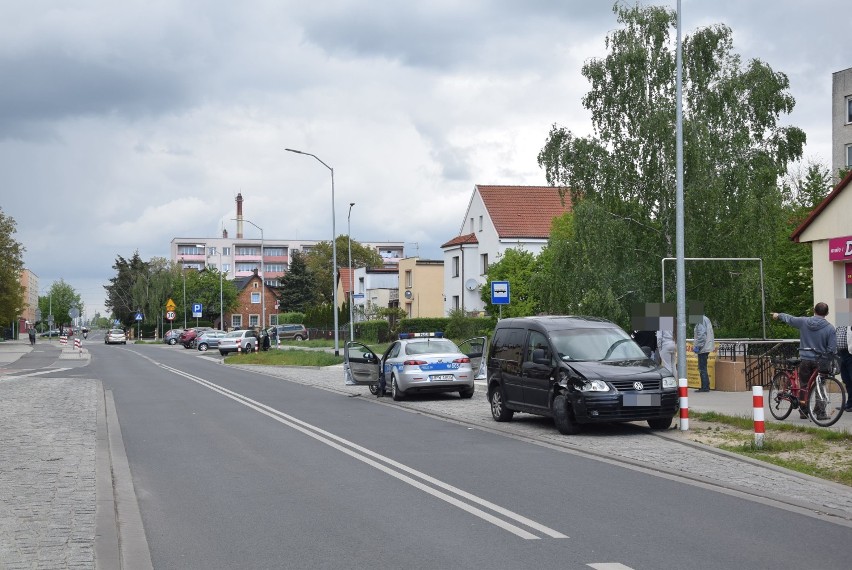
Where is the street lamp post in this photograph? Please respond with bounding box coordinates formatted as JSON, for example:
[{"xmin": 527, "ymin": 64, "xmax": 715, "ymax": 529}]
[
  {"xmin": 286, "ymin": 148, "xmax": 339, "ymax": 356},
  {"xmin": 206, "ymin": 247, "xmax": 225, "ymax": 330},
  {"xmin": 234, "ymin": 219, "xmax": 265, "ymax": 330},
  {"xmin": 348, "ymin": 202, "xmax": 355, "ymax": 343},
  {"xmin": 181, "ymin": 258, "xmax": 187, "ymax": 329}
]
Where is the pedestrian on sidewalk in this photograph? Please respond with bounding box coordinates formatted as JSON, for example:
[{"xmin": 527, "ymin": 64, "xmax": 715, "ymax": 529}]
[
  {"xmin": 771, "ymin": 303, "xmax": 836, "ymax": 419},
  {"xmin": 693, "ymin": 314, "xmax": 715, "ymax": 392},
  {"xmin": 836, "ymin": 323, "xmax": 852, "ymax": 412},
  {"xmin": 27, "ymin": 326, "xmax": 36, "ymax": 346}
]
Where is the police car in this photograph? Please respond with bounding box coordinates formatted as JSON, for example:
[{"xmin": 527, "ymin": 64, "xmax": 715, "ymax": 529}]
[{"xmin": 344, "ymin": 332, "xmax": 487, "ymax": 401}]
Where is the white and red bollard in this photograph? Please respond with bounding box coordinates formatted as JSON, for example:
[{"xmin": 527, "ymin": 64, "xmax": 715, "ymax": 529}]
[
  {"xmin": 678, "ymin": 378, "xmax": 689, "ymax": 431},
  {"xmin": 753, "ymin": 385, "xmax": 765, "ymax": 449},
  {"xmin": 74, "ymin": 337, "xmax": 82, "ymax": 357}
]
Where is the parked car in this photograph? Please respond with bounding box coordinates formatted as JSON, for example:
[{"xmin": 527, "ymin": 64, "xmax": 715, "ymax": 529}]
[
  {"xmin": 164, "ymin": 328, "xmax": 184, "ymax": 345},
  {"xmin": 344, "ymin": 332, "xmax": 487, "ymax": 400},
  {"xmin": 486, "ymin": 316, "xmax": 678, "ymax": 435},
  {"xmin": 39, "ymin": 329, "xmax": 61, "ymax": 337},
  {"xmin": 104, "ymin": 328, "xmax": 127, "ymax": 345},
  {"xmin": 217, "ymin": 329, "xmax": 261, "ymax": 356},
  {"xmin": 196, "ymin": 330, "xmax": 227, "ymax": 351},
  {"xmin": 269, "ymin": 323, "xmax": 309, "ymax": 341},
  {"xmin": 178, "ymin": 327, "xmax": 212, "ymax": 349}
]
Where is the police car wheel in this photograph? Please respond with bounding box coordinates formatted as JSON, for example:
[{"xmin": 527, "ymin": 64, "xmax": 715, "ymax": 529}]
[
  {"xmin": 368, "ymin": 383, "xmax": 380, "ymax": 395},
  {"xmin": 392, "ymin": 376, "xmax": 404, "ymax": 401},
  {"xmin": 459, "ymin": 386, "xmax": 474, "ymax": 399}
]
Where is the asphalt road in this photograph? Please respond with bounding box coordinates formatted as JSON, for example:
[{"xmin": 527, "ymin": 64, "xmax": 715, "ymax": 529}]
[{"xmin": 71, "ymin": 341, "xmax": 849, "ymax": 569}]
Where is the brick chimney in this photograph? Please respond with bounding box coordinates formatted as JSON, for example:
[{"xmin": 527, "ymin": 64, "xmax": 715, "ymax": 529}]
[{"xmin": 236, "ymin": 193, "xmax": 244, "ymax": 239}]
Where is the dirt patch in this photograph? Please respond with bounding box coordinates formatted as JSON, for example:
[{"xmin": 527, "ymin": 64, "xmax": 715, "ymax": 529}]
[{"xmin": 677, "ymin": 418, "xmax": 852, "ymax": 481}]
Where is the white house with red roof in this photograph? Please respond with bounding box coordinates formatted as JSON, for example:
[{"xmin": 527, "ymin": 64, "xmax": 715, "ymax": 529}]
[
  {"xmin": 790, "ymin": 170, "xmax": 852, "ymax": 324},
  {"xmin": 441, "ymin": 185, "xmax": 571, "ymax": 315}
]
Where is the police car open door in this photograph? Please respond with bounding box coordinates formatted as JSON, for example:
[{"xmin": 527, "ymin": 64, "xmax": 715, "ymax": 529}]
[
  {"xmin": 344, "ymin": 341, "xmax": 381, "ymax": 386},
  {"xmin": 457, "ymin": 336, "xmax": 488, "ymax": 381}
]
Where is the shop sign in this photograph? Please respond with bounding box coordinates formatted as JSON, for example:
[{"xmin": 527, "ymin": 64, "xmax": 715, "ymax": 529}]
[{"xmin": 828, "ymin": 235, "xmax": 852, "ymax": 261}]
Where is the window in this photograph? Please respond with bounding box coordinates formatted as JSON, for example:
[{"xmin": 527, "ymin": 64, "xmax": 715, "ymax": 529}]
[
  {"xmin": 236, "ymin": 246, "xmax": 259, "ymax": 256},
  {"xmin": 222, "ymin": 247, "xmax": 231, "ymax": 256},
  {"xmin": 470, "ymin": 217, "xmax": 474, "ymax": 233},
  {"xmin": 208, "ymin": 247, "xmax": 217, "ymax": 256},
  {"xmin": 525, "ymin": 331, "xmax": 552, "ymax": 364},
  {"xmin": 266, "ymin": 264, "xmax": 285, "ymax": 272},
  {"xmin": 481, "ymin": 253, "xmax": 488, "ymax": 275},
  {"xmin": 222, "ymin": 263, "xmax": 231, "ymax": 273},
  {"xmin": 452, "ymin": 295, "xmax": 460, "ymax": 310},
  {"xmin": 452, "ymin": 256, "xmax": 460, "ymax": 277},
  {"xmin": 479, "ymin": 215, "xmax": 483, "ymax": 231},
  {"xmin": 847, "ymin": 144, "xmax": 852, "ymax": 167},
  {"xmin": 177, "ymin": 245, "xmax": 204, "ymax": 255},
  {"xmin": 264, "ymin": 247, "xmax": 286, "ymax": 256},
  {"xmin": 231, "ymin": 314, "xmax": 242, "ymax": 329},
  {"xmin": 848, "ymin": 96, "xmax": 852, "ymax": 123},
  {"xmin": 251, "ymin": 292, "xmax": 261, "ymax": 304},
  {"xmin": 236, "ymin": 262, "xmax": 259, "ymax": 272},
  {"xmin": 270, "ymin": 314, "xmax": 279, "ymax": 326},
  {"xmin": 405, "ymin": 270, "xmax": 412, "ymax": 288},
  {"xmin": 406, "ymin": 302, "xmax": 413, "ymax": 317},
  {"xmin": 249, "ymin": 314, "xmax": 259, "ymax": 327}
]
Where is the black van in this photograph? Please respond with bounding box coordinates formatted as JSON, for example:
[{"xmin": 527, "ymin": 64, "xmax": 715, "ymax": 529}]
[{"xmin": 487, "ymin": 316, "xmax": 678, "ymax": 434}]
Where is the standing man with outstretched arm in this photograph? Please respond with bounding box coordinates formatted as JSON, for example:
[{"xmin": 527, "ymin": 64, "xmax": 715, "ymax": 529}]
[{"xmin": 771, "ymin": 302, "xmax": 836, "ymax": 419}]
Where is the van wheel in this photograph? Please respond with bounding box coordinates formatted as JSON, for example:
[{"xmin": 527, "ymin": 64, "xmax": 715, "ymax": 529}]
[
  {"xmin": 391, "ymin": 376, "xmax": 404, "ymax": 401},
  {"xmin": 553, "ymin": 394, "xmax": 580, "ymax": 435},
  {"xmin": 648, "ymin": 416, "xmax": 674, "ymax": 430},
  {"xmin": 490, "ymin": 386, "xmax": 514, "ymax": 422}
]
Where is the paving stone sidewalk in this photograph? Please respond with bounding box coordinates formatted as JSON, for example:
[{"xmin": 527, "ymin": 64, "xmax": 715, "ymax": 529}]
[{"xmin": 0, "ymin": 376, "xmax": 98, "ymax": 569}]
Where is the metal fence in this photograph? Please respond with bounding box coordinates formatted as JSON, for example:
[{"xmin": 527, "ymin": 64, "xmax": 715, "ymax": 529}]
[{"xmin": 714, "ymin": 339, "xmax": 800, "ymax": 388}]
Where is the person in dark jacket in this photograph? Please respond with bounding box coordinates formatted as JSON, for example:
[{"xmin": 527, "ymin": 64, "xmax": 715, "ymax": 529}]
[
  {"xmin": 28, "ymin": 326, "xmax": 36, "ymax": 346},
  {"xmin": 772, "ymin": 303, "xmax": 836, "ymax": 419},
  {"xmin": 262, "ymin": 329, "xmax": 271, "ymax": 351}
]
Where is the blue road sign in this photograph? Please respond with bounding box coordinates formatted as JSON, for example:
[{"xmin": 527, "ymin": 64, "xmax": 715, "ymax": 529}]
[
  {"xmin": 135, "ymin": 313, "xmax": 143, "ymax": 321},
  {"xmin": 491, "ymin": 281, "xmax": 510, "ymax": 305},
  {"xmin": 192, "ymin": 303, "xmax": 203, "ymax": 318}
]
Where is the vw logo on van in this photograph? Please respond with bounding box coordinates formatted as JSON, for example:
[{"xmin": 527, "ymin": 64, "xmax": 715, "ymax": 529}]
[{"xmin": 633, "ymin": 381, "xmax": 644, "ymax": 391}]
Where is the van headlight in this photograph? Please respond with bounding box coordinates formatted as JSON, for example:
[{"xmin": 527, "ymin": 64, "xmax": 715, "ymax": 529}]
[
  {"xmin": 662, "ymin": 376, "xmax": 677, "ymax": 389},
  {"xmin": 579, "ymin": 379, "xmax": 610, "ymax": 392}
]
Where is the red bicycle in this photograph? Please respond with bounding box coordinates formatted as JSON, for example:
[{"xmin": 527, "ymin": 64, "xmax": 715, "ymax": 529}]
[{"xmin": 768, "ymin": 352, "xmax": 846, "ymax": 427}]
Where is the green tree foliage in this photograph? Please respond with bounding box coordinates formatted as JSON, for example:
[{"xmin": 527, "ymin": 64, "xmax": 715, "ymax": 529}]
[
  {"xmin": 105, "ymin": 252, "xmax": 148, "ymax": 326},
  {"xmin": 38, "ymin": 280, "xmax": 82, "ymax": 329},
  {"xmin": 481, "ymin": 248, "xmax": 542, "ymax": 317},
  {"xmin": 278, "ymin": 250, "xmax": 318, "ymax": 312},
  {"xmin": 178, "ymin": 265, "xmax": 239, "ymax": 328},
  {"xmin": 0, "ymin": 208, "xmax": 25, "ymax": 325},
  {"xmin": 537, "ymin": 3, "xmax": 805, "ymax": 337},
  {"xmin": 304, "ymin": 237, "xmax": 384, "ymax": 304}
]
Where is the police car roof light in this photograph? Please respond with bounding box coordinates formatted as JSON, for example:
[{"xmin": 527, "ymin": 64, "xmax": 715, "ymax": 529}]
[{"xmin": 398, "ymin": 331, "xmax": 443, "ymax": 339}]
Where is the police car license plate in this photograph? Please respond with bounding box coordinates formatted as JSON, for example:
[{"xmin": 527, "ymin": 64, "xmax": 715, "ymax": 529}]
[
  {"xmin": 623, "ymin": 393, "xmax": 660, "ymax": 406},
  {"xmin": 432, "ymin": 374, "xmax": 454, "ymax": 381}
]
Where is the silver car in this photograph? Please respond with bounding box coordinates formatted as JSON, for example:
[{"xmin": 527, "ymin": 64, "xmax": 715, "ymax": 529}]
[
  {"xmin": 105, "ymin": 328, "xmax": 126, "ymax": 345},
  {"xmin": 196, "ymin": 330, "xmax": 227, "ymax": 351},
  {"xmin": 217, "ymin": 329, "xmax": 260, "ymax": 355},
  {"xmin": 345, "ymin": 333, "xmax": 487, "ymax": 401}
]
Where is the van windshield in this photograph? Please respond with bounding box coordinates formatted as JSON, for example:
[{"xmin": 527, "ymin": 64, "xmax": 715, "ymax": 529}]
[{"xmin": 550, "ymin": 328, "xmax": 646, "ymax": 362}]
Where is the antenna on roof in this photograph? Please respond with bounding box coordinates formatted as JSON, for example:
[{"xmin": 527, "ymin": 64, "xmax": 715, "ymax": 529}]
[{"xmin": 407, "ymin": 242, "xmax": 419, "ymax": 257}]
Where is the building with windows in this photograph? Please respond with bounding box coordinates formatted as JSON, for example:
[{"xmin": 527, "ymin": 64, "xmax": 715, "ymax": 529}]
[
  {"xmin": 17, "ymin": 269, "xmax": 38, "ymax": 333},
  {"xmin": 398, "ymin": 257, "xmax": 444, "ymax": 318},
  {"xmin": 228, "ymin": 269, "xmax": 279, "ymax": 330},
  {"xmin": 791, "ymin": 170, "xmax": 852, "ymax": 326},
  {"xmin": 441, "ymin": 185, "xmax": 572, "ymax": 315},
  {"xmin": 351, "ymin": 267, "xmax": 399, "ymax": 322},
  {"xmin": 832, "ymin": 67, "xmax": 852, "ymax": 182}
]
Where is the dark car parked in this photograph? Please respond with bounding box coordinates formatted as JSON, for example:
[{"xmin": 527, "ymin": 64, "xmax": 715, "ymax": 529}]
[{"xmin": 486, "ymin": 316, "xmax": 678, "ymax": 435}]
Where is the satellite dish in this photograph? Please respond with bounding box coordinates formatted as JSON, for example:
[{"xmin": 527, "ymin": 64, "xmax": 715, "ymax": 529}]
[{"xmin": 465, "ymin": 279, "xmax": 479, "ymax": 292}]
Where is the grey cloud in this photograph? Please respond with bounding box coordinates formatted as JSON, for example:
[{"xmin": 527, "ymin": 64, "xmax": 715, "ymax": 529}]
[{"xmin": 0, "ymin": 50, "xmax": 191, "ymax": 140}]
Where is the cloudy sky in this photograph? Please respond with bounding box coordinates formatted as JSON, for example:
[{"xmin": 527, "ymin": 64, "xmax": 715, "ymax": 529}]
[{"xmin": 1, "ymin": 0, "xmax": 847, "ymax": 319}]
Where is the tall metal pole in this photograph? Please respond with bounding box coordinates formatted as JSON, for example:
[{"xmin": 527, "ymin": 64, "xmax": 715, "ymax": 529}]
[
  {"xmin": 286, "ymin": 148, "xmax": 339, "ymax": 356},
  {"xmin": 348, "ymin": 202, "xmax": 355, "ymax": 342},
  {"xmin": 219, "ymin": 250, "xmax": 224, "ymax": 331},
  {"xmin": 182, "ymin": 259, "xmax": 187, "ymax": 329},
  {"xmin": 675, "ymin": 0, "xmax": 688, "ymax": 430}
]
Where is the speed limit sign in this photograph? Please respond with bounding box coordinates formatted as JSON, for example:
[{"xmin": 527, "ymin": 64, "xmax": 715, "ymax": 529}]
[{"xmin": 166, "ymin": 310, "xmax": 176, "ymax": 321}]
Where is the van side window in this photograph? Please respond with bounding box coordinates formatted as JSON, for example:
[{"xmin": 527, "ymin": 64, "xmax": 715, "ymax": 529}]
[
  {"xmin": 491, "ymin": 328, "xmax": 523, "ymax": 363},
  {"xmin": 525, "ymin": 331, "xmax": 551, "ymax": 364}
]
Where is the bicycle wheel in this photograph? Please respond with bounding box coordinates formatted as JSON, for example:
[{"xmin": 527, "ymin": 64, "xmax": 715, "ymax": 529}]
[
  {"xmin": 767, "ymin": 371, "xmax": 795, "ymax": 420},
  {"xmin": 806, "ymin": 375, "xmax": 846, "ymax": 427}
]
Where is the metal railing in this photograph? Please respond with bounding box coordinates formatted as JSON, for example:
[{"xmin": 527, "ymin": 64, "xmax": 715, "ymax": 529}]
[{"xmin": 712, "ymin": 339, "xmax": 799, "ymax": 388}]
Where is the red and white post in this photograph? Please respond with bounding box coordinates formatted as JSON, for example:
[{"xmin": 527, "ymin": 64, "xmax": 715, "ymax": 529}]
[
  {"xmin": 752, "ymin": 385, "xmax": 765, "ymax": 449},
  {"xmin": 678, "ymin": 377, "xmax": 689, "ymax": 431}
]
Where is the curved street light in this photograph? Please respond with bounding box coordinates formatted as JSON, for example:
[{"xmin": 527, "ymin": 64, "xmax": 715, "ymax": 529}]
[{"xmin": 286, "ymin": 148, "xmax": 339, "ymax": 356}]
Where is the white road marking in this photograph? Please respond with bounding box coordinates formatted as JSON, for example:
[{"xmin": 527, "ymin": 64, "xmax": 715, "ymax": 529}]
[
  {"xmin": 1, "ymin": 367, "xmax": 72, "ymax": 379},
  {"xmin": 588, "ymin": 564, "xmax": 635, "ymax": 569},
  {"xmin": 156, "ymin": 361, "xmax": 568, "ymax": 540}
]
